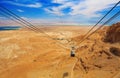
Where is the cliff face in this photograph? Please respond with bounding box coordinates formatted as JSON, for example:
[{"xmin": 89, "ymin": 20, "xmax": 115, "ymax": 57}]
[{"xmin": 104, "ymin": 22, "xmax": 120, "ymax": 43}]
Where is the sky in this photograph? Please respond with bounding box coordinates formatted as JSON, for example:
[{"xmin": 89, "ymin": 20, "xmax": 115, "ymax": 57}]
[{"xmin": 0, "ymin": 0, "xmax": 120, "ymax": 26}]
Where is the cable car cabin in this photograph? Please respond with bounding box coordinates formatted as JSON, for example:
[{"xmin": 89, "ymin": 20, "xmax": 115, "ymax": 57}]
[{"xmin": 71, "ymin": 50, "xmax": 75, "ymax": 57}]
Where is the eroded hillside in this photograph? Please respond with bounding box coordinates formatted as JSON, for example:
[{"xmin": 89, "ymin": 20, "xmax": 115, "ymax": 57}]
[{"xmin": 103, "ymin": 22, "xmax": 120, "ymax": 43}]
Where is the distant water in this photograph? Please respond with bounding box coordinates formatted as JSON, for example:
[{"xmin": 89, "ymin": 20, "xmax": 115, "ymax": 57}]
[{"xmin": 0, "ymin": 26, "xmax": 21, "ymax": 31}]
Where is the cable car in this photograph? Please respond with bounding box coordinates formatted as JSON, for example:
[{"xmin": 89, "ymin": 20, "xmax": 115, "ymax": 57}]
[
  {"xmin": 71, "ymin": 50, "xmax": 75, "ymax": 57},
  {"xmin": 70, "ymin": 46, "xmax": 75, "ymax": 57}
]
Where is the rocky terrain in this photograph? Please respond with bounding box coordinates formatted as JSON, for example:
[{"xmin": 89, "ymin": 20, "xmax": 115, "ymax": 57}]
[
  {"xmin": 0, "ymin": 24, "xmax": 120, "ymax": 78},
  {"xmin": 103, "ymin": 22, "xmax": 120, "ymax": 43}
]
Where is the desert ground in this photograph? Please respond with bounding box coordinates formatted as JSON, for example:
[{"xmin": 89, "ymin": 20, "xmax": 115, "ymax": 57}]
[{"xmin": 0, "ymin": 24, "xmax": 120, "ymax": 78}]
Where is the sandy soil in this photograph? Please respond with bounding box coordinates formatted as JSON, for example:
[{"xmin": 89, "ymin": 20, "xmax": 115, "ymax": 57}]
[{"xmin": 0, "ymin": 26, "xmax": 120, "ymax": 78}]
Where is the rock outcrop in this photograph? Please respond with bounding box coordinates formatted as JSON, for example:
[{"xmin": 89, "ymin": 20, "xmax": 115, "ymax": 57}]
[{"xmin": 104, "ymin": 22, "xmax": 120, "ymax": 43}]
